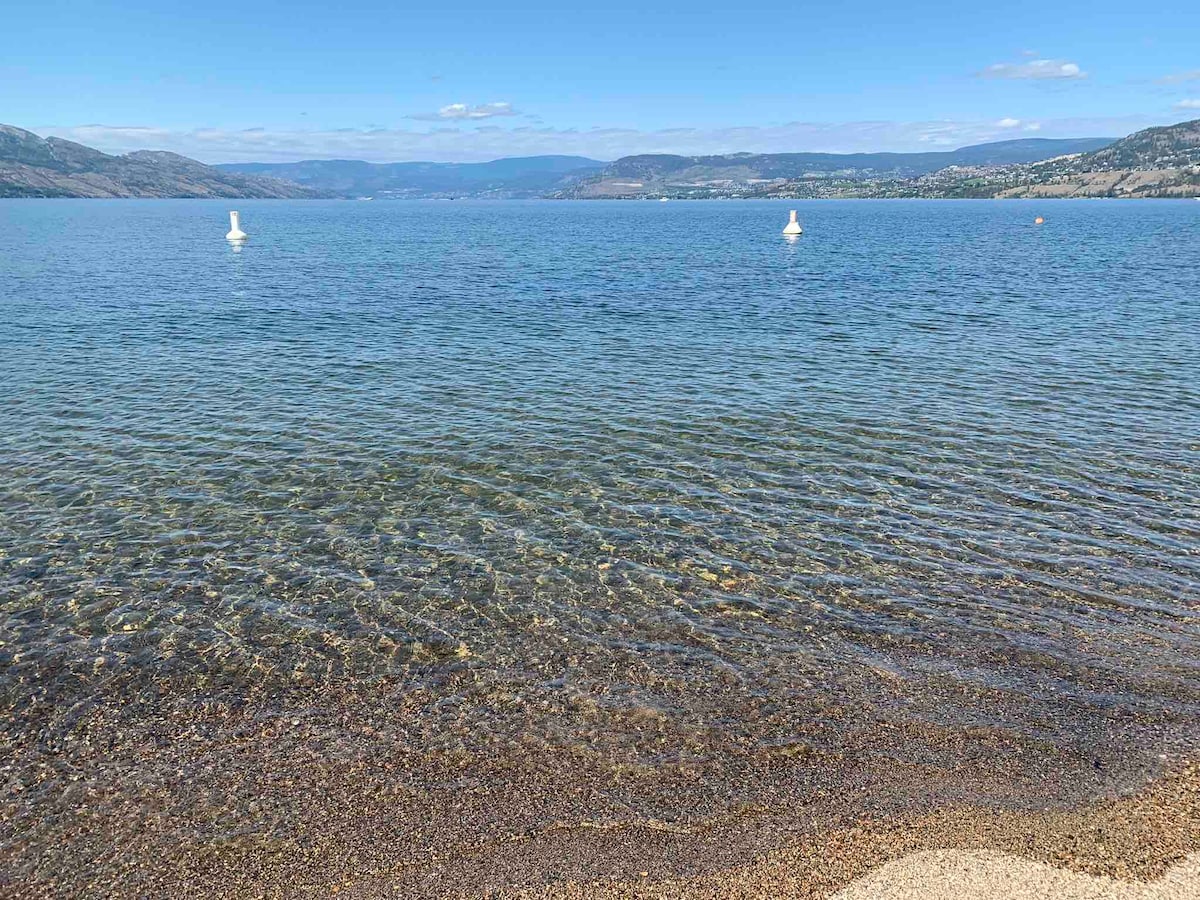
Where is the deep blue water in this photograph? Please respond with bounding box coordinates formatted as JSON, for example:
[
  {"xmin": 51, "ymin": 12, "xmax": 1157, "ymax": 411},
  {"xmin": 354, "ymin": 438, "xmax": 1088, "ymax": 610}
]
[{"xmin": 1, "ymin": 198, "xmax": 1198, "ymax": 761}]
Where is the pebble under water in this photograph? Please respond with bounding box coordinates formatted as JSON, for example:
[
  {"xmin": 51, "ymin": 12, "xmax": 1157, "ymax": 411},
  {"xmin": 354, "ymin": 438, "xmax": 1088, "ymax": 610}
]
[{"xmin": 1, "ymin": 198, "xmax": 1198, "ymax": 895}]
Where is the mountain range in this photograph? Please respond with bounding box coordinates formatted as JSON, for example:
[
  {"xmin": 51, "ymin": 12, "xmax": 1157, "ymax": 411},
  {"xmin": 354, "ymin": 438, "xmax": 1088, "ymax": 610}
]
[
  {"xmin": 2, "ymin": 120, "xmax": 1198, "ymax": 200},
  {"xmin": 0, "ymin": 125, "xmax": 320, "ymax": 198},
  {"xmin": 216, "ymin": 156, "xmax": 604, "ymax": 199},
  {"xmin": 588, "ymin": 121, "xmax": 1198, "ymax": 200},
  {"xmin": 215, "ymin": 141, "xmax": 1115, "ymax": 199},
  {"xmin": 563, "ymin": 138, "xmax": 1115, "ymax": 198}
]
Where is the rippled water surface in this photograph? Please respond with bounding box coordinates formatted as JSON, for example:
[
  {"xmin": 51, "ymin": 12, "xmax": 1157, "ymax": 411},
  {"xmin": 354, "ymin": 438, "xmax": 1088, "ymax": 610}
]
[{"xmin": 2, "ymin": 199, "xmax": 1199, "ymax": 786}]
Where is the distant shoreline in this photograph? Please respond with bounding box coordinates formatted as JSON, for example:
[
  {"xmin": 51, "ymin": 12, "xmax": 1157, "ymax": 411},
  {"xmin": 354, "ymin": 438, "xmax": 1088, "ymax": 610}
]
[
  {"xmin": 3, "ymin": 194, "xmax": 1197, "ymax": 200},
  {"xmin": 5, "ymin": 119, "xmax": 1197, "ymax": 201}
]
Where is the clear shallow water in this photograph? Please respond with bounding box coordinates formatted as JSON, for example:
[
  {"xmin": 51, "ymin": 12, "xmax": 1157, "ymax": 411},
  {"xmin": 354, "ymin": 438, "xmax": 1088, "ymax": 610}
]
[{"xmin": 1, "ymin": 199, "xmax": 1199, "ymax": 767}]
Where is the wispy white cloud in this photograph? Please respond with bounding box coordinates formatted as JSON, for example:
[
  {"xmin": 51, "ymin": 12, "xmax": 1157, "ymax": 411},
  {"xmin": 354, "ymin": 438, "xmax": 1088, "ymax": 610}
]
[
  {"xmin": 980, "ymin": 58, "xmax": 1087, "ymax": 80},
  {"xmin": 409, "ymin": 102, "xmax": 517, "ymax": 121},
  {"xmin": 995, "ymin": 118, "xmax": 1043, "ymax": 132},
  {"xmin": 35, "ymin": 115, "xmax": 1160, "ymax": 164},
  {"xmin": 1158, "ymin": 70, "xmax": 1200, "ymax": 85},
  {"xmin": 1175, "ymin": 98, "xmax": 1200, "ymax": 109}
]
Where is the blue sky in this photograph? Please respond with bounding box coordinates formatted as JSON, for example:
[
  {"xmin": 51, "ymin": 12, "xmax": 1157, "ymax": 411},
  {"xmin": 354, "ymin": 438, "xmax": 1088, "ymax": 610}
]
[{"xmin": 4, "ymin": 0, "xmax": 1199, "ymax": 162}]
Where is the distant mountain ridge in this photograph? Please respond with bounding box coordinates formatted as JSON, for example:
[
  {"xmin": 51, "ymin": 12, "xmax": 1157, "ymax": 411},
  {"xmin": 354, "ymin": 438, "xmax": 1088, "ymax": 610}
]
[
  {"xmin": 216, "ymin": 139, "xmax": 1117, "ymax": 200},
  {"xmin": 0, "ymin": 124, "xmax": 322, "ymax": 198},
  {"xmin": 4, "ymin": 119, "xmax": 1197, "ymax": 201},
  {"xmin": 558, "ymin": 123, "xmax": 1200, "ymax": 199},
  {"xmin": 563, "ymin": 138, "xmax": 1116, "ymax": 198},
  {"xmin": 609, "ymin": 138, "xmax": 1115, "ymax": 177},
  {"xmin": 218, "ymin": 156, "xmax": 606, "ymax": 198}
]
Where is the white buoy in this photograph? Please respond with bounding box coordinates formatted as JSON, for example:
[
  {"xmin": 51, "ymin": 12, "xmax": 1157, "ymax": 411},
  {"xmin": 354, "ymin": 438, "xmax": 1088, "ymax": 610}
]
[
  {"xmin": 782, "ymin": 210, "xmax": 803, "ymax": 236},
  {"xmin": 226, "ymin": 210, "xmax": 247, "ymax": 241}
]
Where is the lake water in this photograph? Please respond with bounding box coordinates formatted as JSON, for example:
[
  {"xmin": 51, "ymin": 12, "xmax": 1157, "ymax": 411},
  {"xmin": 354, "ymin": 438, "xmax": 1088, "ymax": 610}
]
[{"xmin": 2, "ymin": 199, "xmax": 1199, "ymax": 891}]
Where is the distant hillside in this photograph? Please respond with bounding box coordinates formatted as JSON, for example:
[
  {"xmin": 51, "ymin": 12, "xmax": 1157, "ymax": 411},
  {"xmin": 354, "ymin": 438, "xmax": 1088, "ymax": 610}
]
[
  {"xmin": 7, "ymin": 118, "xmax": 1195, "ymax": 201},
  {"xmin": 1000, "ymin": 119, "xmax": 1200, "ymax": 198},
  {"xmin": 218, "ymin": 156, "xmax": 606, "ymax": 198},
  {"xmin": 0, "ymin": 125, "xmax": 322, "ymax": 198},
  {"xmin": 562, "ymin": 138, "xmax": 1114, "ymax": 198},
  {"xmin": 1069, "ymin": 119, "xmax": 1200, "ymax": 170}
]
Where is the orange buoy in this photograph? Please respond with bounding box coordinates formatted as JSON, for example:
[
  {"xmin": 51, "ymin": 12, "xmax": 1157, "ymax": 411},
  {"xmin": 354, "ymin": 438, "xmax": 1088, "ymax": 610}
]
[{"xmin": 1034, "ymin": 216, "xmax": 1045, "ymax": 225}]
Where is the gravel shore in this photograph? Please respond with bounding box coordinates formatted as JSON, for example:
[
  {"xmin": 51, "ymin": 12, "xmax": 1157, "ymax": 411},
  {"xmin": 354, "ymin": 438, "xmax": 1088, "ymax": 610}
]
[{"xmin": 4, "ymin": 678, "xmax": 1196, "ymax": 899}]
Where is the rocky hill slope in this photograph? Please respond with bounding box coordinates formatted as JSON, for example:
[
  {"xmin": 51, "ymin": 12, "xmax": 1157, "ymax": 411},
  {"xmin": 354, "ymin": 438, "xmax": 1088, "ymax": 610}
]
[
  {"xmin": 999, "ymin": 119, "xmax": 1200, "ymax": 198},
  {"xmin": 0, "ymin": 125, "xmax": 322, "ymax": 198}
]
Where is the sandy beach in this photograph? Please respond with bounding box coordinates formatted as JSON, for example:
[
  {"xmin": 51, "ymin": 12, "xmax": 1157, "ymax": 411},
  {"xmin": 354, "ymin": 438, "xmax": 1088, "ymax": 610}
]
[
  {"xmin": 830, "ymin": 851, "xmax": 1200, "ymax": 900},
  {"xmin": 487, "ymin": 764, "xmax": 1200, "ymax": 900}
]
